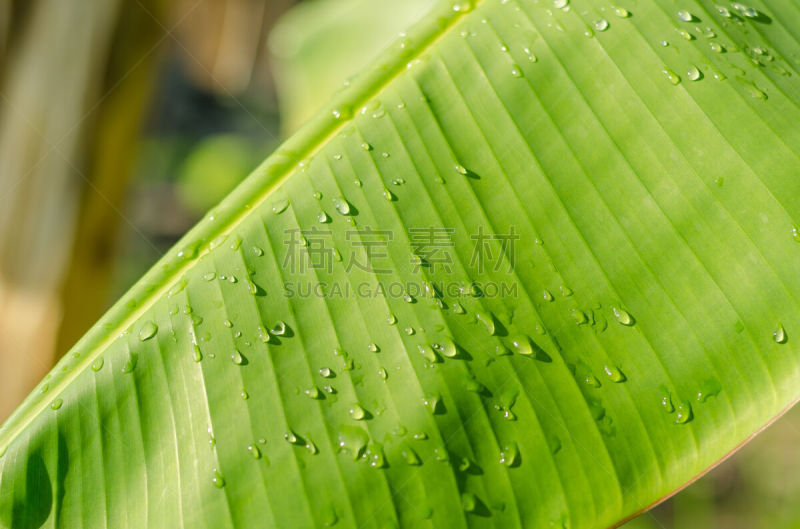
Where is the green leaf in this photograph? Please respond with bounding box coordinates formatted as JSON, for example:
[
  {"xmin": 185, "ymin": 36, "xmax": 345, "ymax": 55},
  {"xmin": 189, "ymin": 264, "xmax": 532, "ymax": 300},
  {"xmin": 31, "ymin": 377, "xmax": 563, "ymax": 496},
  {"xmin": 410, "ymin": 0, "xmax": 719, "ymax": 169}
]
[{"xmin": 2, "ymin": 0, "xmax": 800, "ymax": 527}]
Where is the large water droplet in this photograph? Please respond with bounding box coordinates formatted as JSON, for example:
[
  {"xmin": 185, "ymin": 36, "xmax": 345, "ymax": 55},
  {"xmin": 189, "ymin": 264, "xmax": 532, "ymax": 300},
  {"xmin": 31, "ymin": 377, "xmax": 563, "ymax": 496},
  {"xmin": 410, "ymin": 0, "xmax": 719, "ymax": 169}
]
[
  {"xmin": 338, "ymin": 425, "xmax": 368, "ymax": 460},
  {"xmin": 231, "ymin": 350, "xmax": 244, "ymax": 365},
  {"xmin": 91, "ymin": 357, "xmax": 104, "ymax": 372},
  {"xmin": 593, "ymin": 19, "xmax": 609, "ymax": 31},
  {"xmin": 677, "ymin": 9, "xmax": 694, "ymax": 22},
  {"xmin": 50, "ymin": 398, "xmax": 63, "ymax": 410},
  {"xmin": 687, "ymin": 65, "xmax": 701, "ymax": 81}
]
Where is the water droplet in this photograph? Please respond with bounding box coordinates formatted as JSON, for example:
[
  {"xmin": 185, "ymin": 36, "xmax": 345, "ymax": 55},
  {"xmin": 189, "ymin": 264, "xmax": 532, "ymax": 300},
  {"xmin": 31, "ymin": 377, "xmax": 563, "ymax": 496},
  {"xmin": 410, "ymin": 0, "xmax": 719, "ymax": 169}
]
[
  {"xmin": 400, "ymin": 442, "xmax": 421, "ymax": 465},
  {"xmin": 570, "ymin": 308, "xmax": 589, "ymax": 325},
  {"xmin": 454, "ymin": 164, "xmax": 468, "ymax": 175},
  {"xmin": 383, "ymin": 188, "xmax": 396, "ymax": 201},
  {"xmin": 687, "ymin": 65, "xmax": 701, "ymax": 81},
  {"xmin": 677, "ymin": 9, "xmax": 694, "ymax": 22},
  {"xmin": 510, "ymin": 335, "xmax": 533, "ymax": 356},
  {"xmin": 285, "ymin": 430, "xmax": 301, "ymax": 445},
  {"xmin": 603, "ymin": 365, "xmax": 626, "ymax": 382},
  {"xmin": 337, "ymin": 425, "xmax": 368, "ymax": 459},
  {"xmin": 434, "ymin": 337, "xmax": 457, "ymax": 358},
  {"xmin": 510, "ymin": 64, "xmax": 523, "ymax": 78},
  {"xmin": 231, "ymin": 350, "xmax": 244, "ymax": 365},
  {"xmin": 662, "ymin": 67, "xmax": 681, "ymax": 85},
  {"xmin": 319, "ymin": 367, "xmax": 333, "ymax": 378},
  {"xmin": 248, "ymin": 444, "xmax": 262, "ymax": 459},
  {"xmin": 305, "ymin": 386, "xmax": 321, "ymax": 399},
  {"xmin": 559, "ymin": 285, "xmax": 573, "ymax": 297},
  {"xmin": 272, "ymin": 197, "xmax": 289, "ymax": 214},
  {"xmin": 91, "ymin": 357, "xmax": 104, "ymax": 372},
  {"xmin": 451, "ymin": 0, "xmax": 474, "ymax": 12},
  {"xmin": 611, "ymin": 306, "xmax": 635, "ymax": 326},
  {"xmin": 367, "ymin": 343, "xmax": 379, "ymax": 353},
  {"xmin": 614, "ymin": 6, "xmax": 630, "ymax": 18},
  {"xmin": 774, "ymin": 323, "xmax": 788, "ymax": 344},
  {"xmin": 675, "ymin": 400, "xmax": 693, "ymax": 424},
  {"xmin": 418, "ymin": 344, "xmax": 438, "ymax": 363},
  {"xmin": 240, "ymin": 389, "xmax": 249, "ymax": 400},
  {"xmin": 710, "ymin": 42, "xmax": 724, "ymax": 53},
  {"xmin": 317, "ymin": 210, "xmax": 329, "ymax": 223},
  {"xmin": 792, "ymin": 224, "xmax": 800, "ymax": 242},
  {"xmin": 50, "ymin": 398, "xmax": 63, "ymax": 410},
  {"xmin": 333, "ymin": 197, "xmax": 350, "ymax": 216},
  {"xmin": 361, "ymin": 142, "xmax": 372, "ymax": 151},
  {"xmin": 121, "ymin": 353, "xmax": 138, "ymax": 374},
  {"xmin": 475, "ymin": 311, "xmax": 496, "ymax": 335},
  {"xmin": 271, "ymin": 321, "xmax": 287, "ymax": 336},
  {"xmin": 378, "ymin": 367, "xmax": 388, "ymax": 380},
  {"xmin": 662, "ymin": 393, "xmax": 675, "ymax": 413},
  {"xmin": 138, "ymin": 321, "xmax": 158, "ymax": 341},
  {"xmin": 499, "ymin": 441, "xmax": 519, "ymax": 466},
  {"xmin": 212, "ymin": 469, "xmax": 225, "ymax": 488},
  {"xmin": 716, "ymin": 5, "xmax": 731, "ymax": 17},
  {"xmin": 349, "ymin": 404, "xmax": 367, "ymax": 420},
  {"xmin": 462, "ymin": 492, "xmax": 478, "ymax": 512},
  {"xmin": 192, "ymin": 344, "xmax": 202, "ymax": 362},
  {"xmin": 366, "ymin": 442, "xmax": 386, "ymax": 468},
  {"xmin": 593, "ymin": 19, "xmax": 609, "ymax": 31},
  {"xmin": 422, "ymin": 392, "xmax": 442, "ymax": 414}
]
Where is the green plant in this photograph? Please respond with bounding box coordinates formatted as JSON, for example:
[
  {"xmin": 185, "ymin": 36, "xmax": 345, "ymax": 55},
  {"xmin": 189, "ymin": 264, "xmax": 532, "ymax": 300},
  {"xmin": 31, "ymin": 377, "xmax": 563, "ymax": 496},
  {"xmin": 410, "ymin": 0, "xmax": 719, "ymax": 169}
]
[{"xmin": 1, "ymin": 0, "xmax": 799, "ymax": 527}]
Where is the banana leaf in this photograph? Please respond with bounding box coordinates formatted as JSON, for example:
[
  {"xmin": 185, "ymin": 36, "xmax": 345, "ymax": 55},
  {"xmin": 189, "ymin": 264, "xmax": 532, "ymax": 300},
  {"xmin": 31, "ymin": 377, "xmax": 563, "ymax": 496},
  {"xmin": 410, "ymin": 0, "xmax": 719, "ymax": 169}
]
[{"xmin": 1, "ymin": 0, "xmax": 799, "ymax": 527}]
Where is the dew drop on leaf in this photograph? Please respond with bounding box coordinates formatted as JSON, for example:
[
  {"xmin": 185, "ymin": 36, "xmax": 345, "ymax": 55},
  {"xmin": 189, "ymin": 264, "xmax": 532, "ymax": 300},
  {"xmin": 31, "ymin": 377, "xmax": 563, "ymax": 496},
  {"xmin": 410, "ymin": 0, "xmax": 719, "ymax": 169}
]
[
  {"xmin": 349, "ymin": 404, "xmax": 366, "ymax": 420},
  {"xmin": 91, "ymin": 357, "xmax": 104, "ymax": 372},
  {"xmin": 593, "ymin": 19, "xmax": 609, "ymax": 31},
  {"xmin": 50, "ymin": 398, "xmax": 63, "ymax": 410},
  {"xmin": 462, "ymin": 492, "xmax": 477, "ymax": 512},
  {"xmin": 603, "ymin": 365, "xmax": 626, "ymax": 382},
  {"xmin": 774, "ymin": 323, "xmax": 787, "ymax": 344},
  {"xmin": 677, "ymin": 9, "xmax": 694, "ymax": 22},
  {"xmin": 611, "ymin": 306, "xmax": 635, "ymax": 326},
  {"xmin": 247, "ymin": 444, "xmax": 261, "ymax": 459},
  {"xmin": 674, "ymin": 400, "xmax": 693, "ymax": 424},
  {"xmin": 499, "ymin": 441, "xmax": 519, "ymax": 466},
  {"xmin": 138, "ymin": 321, "xmax": 158, "ymax": 341},
  {"xmin": 400, "ymin": 442, "xmax": 421, "ymax": 465},
  {"xmin": 212, "ymin": 470, "xmax": 225, "ymax": 488}
]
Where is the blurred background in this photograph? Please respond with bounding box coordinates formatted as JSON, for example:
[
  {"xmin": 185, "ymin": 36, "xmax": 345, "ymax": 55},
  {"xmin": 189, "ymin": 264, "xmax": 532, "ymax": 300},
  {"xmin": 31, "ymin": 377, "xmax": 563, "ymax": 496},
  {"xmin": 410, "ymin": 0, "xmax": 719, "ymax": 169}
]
[{"xmin": 0, "ymin": 0, "xmax": 796, "ymax": 527}]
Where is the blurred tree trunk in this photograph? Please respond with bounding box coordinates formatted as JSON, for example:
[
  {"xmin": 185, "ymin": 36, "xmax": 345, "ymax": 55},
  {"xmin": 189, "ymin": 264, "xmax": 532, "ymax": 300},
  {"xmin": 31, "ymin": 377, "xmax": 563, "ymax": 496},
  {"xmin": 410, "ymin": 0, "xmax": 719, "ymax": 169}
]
[{"xmin": 0, "ymin": 0, "xmax": 167, "ymax": 421}]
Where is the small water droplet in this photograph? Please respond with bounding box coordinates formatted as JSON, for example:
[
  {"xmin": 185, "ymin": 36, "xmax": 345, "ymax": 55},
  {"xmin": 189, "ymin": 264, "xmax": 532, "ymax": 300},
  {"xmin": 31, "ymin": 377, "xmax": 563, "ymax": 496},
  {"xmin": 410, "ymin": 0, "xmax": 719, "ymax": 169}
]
[
  {"xmin": 231, "ymin": 350, "xmax": 244, "ymax": 365},
  {"xmin": 248, "ymin": 444, "xmax": 262, "ymax": 459},
  {"xmin": 138, "ymin": 321, "xmax": 158, "ymax": 341},
  {"xmin": 367, "ymin": 343, "xmax": 379, "ymax": 353},
  {"xmin": 593, "ymin": 19, "xmax": 609, "ymax": 31},
  {"xmin": 662, "ymin": 67, "xmax": 681, "ymax": 85},
  {"xmin": 319, "ymin": 367, "xmax": 333, "ymax": 378},
  {"xmin": 710, "ymin": 42, "xmax": 724, "ymax": 53},
  {"xmin": 50, "ymin": 398, "xmax": 63, "ymax": 410},
  {"xmin": 462, "ymin": 492, "xmax": 478, "ymax": 512},
  {"xmin": 192, "ymin": 344, "xmax": 202, "ymax": 362},
  {"xmin": 510, "ymin": 64, "xmax": 523, "ymax": 78},
  {"xmin": 400, "ymin": 442, "xmax": 421, "ymax": 465},
  {"xmin": 499, "ymin": 441, "xmax": 519, "ymax": 466},
  {"xmin": 687, "ymin": 65, "xmax": 701, "ymax": 81},
  {"xmin": 677, "ymin": 10, "xmax": 694, "ymax": 22},
  {"xmin": 212, "ymin": 469, "xmax": 225, "ymax": 488},
  {"xmin": 774, "ymin": 323, "xmax": 788, "ymax": 344},
  {"xmin": 614, "ymin": 6, "xmax": 630, "ymax": 18},
  {"xmin": 674, "ymin": 400, "xmax": 693, "ymax": 424},
  {"xmin": 91, "ymin": 357, "xmax": 104, "ymax": 372},
  {"xmin": 305, "ymin": 386, "xmax": 321, "ymax": 399},
  {"xmin": 434, "ymin": 337, "xmax": 457, "ymax": 358},
  {"xmin": 454, "ymin": 164, "xmax": 468, "ymax": 175},
  {"xmin": 349, "ymin": 404, "xmax": 367, "ymax": 420},
  {"xmin": 272, "ymin": 197, "xmax": 289, "ymax": 214},
  {"xmin": 337, "ymin": 425, "xmax": 368, "ymax": 459},
  {"xmin": 422, "ymin": 392, "xmax": 442, "ymax": 414},
  {"xmin": 285, "ymin": 430, "xmax": 300, "ymax": 444},
  {"xmin": 611, "ymin": 306, "xmax": 635, "ymax": 326},
  {"xmin": 603, "ymin": 365, "xmax": 626, "ymax": 382},
  {"xmin": 121, "ymin": 353, "xmax": 138, "ymax": 374}
]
